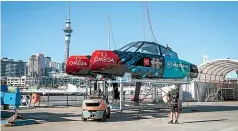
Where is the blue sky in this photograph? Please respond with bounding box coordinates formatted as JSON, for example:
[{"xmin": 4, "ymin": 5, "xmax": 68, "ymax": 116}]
[{"xmin": 2, "ymin": 1, "xmax": 238, "ymax": 67}]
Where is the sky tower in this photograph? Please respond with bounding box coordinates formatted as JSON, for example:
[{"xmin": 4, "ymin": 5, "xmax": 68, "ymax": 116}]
[{"xmin": 63, "ymin": 2, "xmax": 73, "ymax": 66}]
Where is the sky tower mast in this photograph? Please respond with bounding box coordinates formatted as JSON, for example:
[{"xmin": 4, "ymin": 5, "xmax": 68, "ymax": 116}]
[{"xmin": 63, "ymin": 2, "xmax": 73, "ymax": 67}]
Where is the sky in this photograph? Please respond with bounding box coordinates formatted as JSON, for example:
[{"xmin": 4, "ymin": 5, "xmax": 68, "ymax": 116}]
[{"xmin": 1, "ymin": 1, "xmax": 238, "ymax": 67}]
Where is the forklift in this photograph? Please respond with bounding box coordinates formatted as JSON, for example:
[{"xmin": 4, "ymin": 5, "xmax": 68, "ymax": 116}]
[{"xmin": 81, "ymin": 78, "xmax": 111, "ymax": 121}]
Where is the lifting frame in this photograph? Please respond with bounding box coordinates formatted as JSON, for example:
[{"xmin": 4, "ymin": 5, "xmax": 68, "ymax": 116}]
[{"xmin": 85, "ymin": 73, "xmax": 191, "ymax": 112}]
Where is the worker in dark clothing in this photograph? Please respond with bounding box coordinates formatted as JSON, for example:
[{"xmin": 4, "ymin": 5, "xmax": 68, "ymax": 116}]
[{"xmin": 166, "ymin": 89, "xmax": 180, "ymax": 124}]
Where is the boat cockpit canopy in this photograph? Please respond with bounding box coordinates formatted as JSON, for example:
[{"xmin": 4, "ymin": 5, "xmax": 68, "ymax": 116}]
[{"xmin": 118, "ymin": 41, "xmax": 178, "ymax": 59}]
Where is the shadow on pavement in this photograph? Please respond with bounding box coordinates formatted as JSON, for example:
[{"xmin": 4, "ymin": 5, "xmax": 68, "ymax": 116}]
[
  {"xmin": 1, "ymin": 111, "xmax": 15, "ymax": 119},
  {"xmin": 6, "ymin": 105, "xmax": 237, "ymax": 123},
  {"xmin": 19, "ymin": 107, "xmax": 169, "ymax": 123},
  {"xmin": 21, "ymin": 112, "xmax": 80, "ymax": 122},
  {"xmin": 103, "ymin": 108, "xmax": 169, "ymax": 122},
  {"xmin": 181, "ymin": 119, "xmax": 228, "ymax": 124},
  {"xmin": 182, "ymin": 105, "xmax": 238, "ymax": 113}
]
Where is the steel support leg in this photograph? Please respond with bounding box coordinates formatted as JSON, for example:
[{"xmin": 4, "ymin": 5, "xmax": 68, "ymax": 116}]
[{"xmin": 119, "ymin": 77, "xmax": 123, "ymax": 113}]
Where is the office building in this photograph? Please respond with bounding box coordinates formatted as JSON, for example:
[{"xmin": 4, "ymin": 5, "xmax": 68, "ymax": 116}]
[
  {"xmin": 45, "ymin": 56, "xmax": 51, "ymax": 67},
  {"xmin": 28, "ymin": 53, "xmax": 46, "ymax": 77},
  {"xmin": 1, "ymin": 58, "xmax": 27, "ymax": 77},
  {"xmin": 49, "ymin": 61, "xmax": 60, "ymax": 72},
  {"xmin": 7, "ymin": 76, "xmax": 26, "ymax": 87}
]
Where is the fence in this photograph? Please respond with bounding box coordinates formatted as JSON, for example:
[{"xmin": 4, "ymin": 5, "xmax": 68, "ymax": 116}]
[
  {"xmin": 19, "ymin": 92, "xmax": 158, "ymax": 108},
  {"xmin": 20, "ymin": 92, "xmax": 85, "ymax": 107}
]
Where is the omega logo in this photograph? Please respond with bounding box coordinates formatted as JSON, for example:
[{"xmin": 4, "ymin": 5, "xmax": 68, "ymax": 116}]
[
  {"xmin": 69, "ymin": 57, "xmax": 87, "ymax": 66},
  {"xmin": 94, "ymin": 52, "xmax": 115, "ymax": 63}
]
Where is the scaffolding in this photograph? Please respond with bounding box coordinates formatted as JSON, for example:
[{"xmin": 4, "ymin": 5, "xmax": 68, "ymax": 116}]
[{"xmin": 105, "ymin": 73, "xmax": 190, "ymax": 112}]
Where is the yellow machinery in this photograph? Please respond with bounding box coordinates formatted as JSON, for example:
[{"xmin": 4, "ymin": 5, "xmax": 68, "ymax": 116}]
[
  {"xmin": 81, "ymin": 96, "xmax": 110, "ymax": 121},
  {"xmin": 81, "ymin": 78, "xmax": 111, "ymax": 121}
]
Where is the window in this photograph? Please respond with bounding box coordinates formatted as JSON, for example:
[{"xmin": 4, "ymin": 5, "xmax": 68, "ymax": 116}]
[
  {"xmin": 118, "ymin": 42, "xmax": 143, "ymax": 52},
  {"xmin": 160, "ymin": 46, "xmax": 178, "ymax": 58},
  {"xmin": 160, "ymin": 46, "xmax": 169, "ymax": 56},
  {"xmin": 169, "ymin": 50, "xmax": 178, "ymax": 58},
  {"xmin": 137, "ymin": 42, "xmax": 160, "ymax": 55},
  {"xmin": 118, "ymin": 42, "xmax": 138, "ymax": 51}
]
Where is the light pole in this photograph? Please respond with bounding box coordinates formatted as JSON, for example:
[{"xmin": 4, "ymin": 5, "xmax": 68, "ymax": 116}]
[{"xmin": 236, "ymin": 70, "xmax": 238, "ymax": 84}]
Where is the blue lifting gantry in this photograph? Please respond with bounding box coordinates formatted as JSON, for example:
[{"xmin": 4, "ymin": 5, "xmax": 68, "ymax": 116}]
[
  {"xmin": 1, "ymin": 83, "xmax": 41, "ymax": 126},
  {"xmin": 0, "ymin": 85, "xmax": 21, "ymax": 110},
  {"xmin": 0, "ymin": 82, "xmax": 23, "ymax": 126}
]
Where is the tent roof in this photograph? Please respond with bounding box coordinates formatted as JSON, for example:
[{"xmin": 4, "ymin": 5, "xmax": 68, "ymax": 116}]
[{"xmin": 197, "ymin": 59, "xmax": 238, "ymax": 83}]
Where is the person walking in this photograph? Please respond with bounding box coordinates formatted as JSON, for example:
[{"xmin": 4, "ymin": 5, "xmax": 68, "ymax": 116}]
[{"xmin": 166, "ymin": 88, "xmax": 180, "ymax": 124}]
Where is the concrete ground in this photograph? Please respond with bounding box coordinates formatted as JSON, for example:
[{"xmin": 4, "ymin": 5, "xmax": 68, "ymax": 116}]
[{"xmin": 2, "ymin": 102, "xmax": 238, "ymax": 131}]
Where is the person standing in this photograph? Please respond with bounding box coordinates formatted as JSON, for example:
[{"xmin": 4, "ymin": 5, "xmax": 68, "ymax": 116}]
[
  {"xmin": 166, "ymin": 88, "xmax": 180, "ymax": 124},
  {"xmin": 21, "ymin": 95, "xmax": 27, "ymax": 106}
]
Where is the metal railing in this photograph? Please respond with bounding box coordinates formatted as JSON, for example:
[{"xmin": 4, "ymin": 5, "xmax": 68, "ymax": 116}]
[
  {"xmin": 19, "ymin": 92, "xmax": 160, "ymax": 108},
  {"xmin": 20, "ymin": 92, "xmax": 85, "ymax": 108}
]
